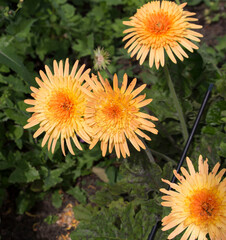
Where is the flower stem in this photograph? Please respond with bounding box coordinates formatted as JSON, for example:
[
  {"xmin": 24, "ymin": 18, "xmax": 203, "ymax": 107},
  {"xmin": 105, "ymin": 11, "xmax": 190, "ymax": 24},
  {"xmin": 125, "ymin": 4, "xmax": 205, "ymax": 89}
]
[
  {"xmin": 141, "ymin": 139, "xmax": 155, "ymax": 163},
  {"xmin": 175, "ymin": 0, "xmax": 180, "ymax": 5},
  {"xmin": 105, "ymin": 67, "xmax": 113, "ymax": 80},
  {"xmin": 164, "ymin": 65, "xmax": 189, "ymax": 142},
  {"xmin": 150, "ymin": 149, "xmax": 176, "ymax": 165}
]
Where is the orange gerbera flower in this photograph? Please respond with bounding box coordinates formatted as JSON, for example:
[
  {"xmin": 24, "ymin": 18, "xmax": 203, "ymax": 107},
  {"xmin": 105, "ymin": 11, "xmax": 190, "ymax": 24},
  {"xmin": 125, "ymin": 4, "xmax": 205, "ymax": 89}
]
[
  {"xmin": 160, "ymin": 155, "xmax": 226, "ymax": 240},
  {"xmin": 123, "ymin": 1, "xmax": 203, "ymax": 69},
  {"xmin": 24, "ymin": 59, "xmax": 92, "ymax": 155},
  {"xmin": 82, "ymin": 72, "xmax": 158, "ymax": 158}
]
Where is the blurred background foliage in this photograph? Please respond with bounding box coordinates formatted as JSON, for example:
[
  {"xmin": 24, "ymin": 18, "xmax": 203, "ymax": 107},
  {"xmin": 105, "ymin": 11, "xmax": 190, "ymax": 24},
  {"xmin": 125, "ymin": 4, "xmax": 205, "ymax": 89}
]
[{"xmin": 0, "ymin": 0, "xmax": 225, "ymax": 239}]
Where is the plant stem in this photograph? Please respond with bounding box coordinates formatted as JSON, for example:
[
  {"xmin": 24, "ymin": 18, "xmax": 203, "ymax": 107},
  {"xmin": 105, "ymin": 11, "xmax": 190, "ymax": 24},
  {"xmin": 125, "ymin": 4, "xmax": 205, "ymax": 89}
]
[
  {"xmin": 175, "ymin": 0, "xmax": 180, "ymax": 4},
  {"xmin": 164, "ymin": 65, "xmax": 189, "ymax": 142},
  {"xmin": 150, "ymin": 149, "xmax": 176, "ymax": 165},
  {"xmin": 105, "ymin": 67, "xmax": 113, "ymax": 80},
  {"xmin": 141, "ymin": 139, "xmax": 155, "ymax": 163},
  {"xmin": 144, "ymin": 106, "xmax": 181, "ymax": 150}
]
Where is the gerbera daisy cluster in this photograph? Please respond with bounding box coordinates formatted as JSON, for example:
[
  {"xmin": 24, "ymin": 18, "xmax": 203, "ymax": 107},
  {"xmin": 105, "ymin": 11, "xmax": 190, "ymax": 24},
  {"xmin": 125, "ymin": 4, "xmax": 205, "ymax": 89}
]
[
  {"xmin": 24, "ymin": 59, "xmax": 158, "ymax": 158},
  {"xmin": 23, "ymin": 1, "xmax": 225, "ymax": 239}
]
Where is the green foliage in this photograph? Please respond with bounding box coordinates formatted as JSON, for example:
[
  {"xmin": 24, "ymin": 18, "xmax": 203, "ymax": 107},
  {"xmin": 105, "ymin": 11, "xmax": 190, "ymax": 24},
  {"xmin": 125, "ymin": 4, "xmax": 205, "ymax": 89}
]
[
  {"xmin": 51, "ymin": 190, "xmax": 63, "ymax": 209},
  {"xmin": 71, "ymin": 199, "xmax": 159, "ymax": 240},
  {"xmin": 67, "ymin": 186, "xmax": 87, "ymax": 204},
  {"xmin": 44, "ymin": 214, "xmax": 59, "ymax": 224}
]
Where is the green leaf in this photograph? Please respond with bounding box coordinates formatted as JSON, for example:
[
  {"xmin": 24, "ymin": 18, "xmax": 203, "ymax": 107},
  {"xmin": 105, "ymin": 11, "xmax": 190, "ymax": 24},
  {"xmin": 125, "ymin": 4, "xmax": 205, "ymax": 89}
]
[
  {"xmin": 43, "ymin": 169, "xmax": 63, "ymax": 191},
  {"xmin": 55, "ymin": 0, "xmax": 67, "ymax": 4},
  {"xmin": 202, "ymin": 126, "xmax": 218, "ymax": 135},
  {"xmin": 36, "ymin": 38, "xmax": 61, "ymax": 61},
  {"xmin": 77, "ymin": 145, "xmax": 102, "ymax": 170},
  {"xmin": 67, "ymin": 186, "xmax": 87, "ymax": 204},
  {"xmin": 206, "ymin": 100, "xmax": 226, "ymax": 125},
  {"xmin": 71, "ymin": 199, "xmax": 157, "ymax": 240},
  {"xmin": 25, "ymin": 166, "xmax": 40, "ymax": 182},
  {"xmin": 60, "ymin": 3, "xmax": 76, "ymax": 19},
  {"xmin": 0, "ymin": 75, "xmax": 29, "ymax": 93},
  {"xmin": 51, "ymin": 190, "xmax": 63, "ymax": 209},
  {"xmin": 16, "ymin": 194, "xmax": 32, "ymax": 214},
  {"xmin": 0, "ymin": 47, "xmax": 33, "ymax": 85},
  {"xmin": 72, "ymin": 34, "xmax": 94, "ymax": 57},
  {"xmin": 218, "ymin": 142, "xmax": 226, "ymax": 158},
  {"xmin": 8, "ymin": 162, "xmax": 40, "ymax": 183},
  {"xmin": 16, "ymin": 191, "xmax": 45, "ymax": 214},
  {"xmin": 0, "ymin": 64, "xmax": 10, "ymax": 73},
  {"xmin": 44, "ymin": 215, "xmax": 59, "ymax": 224},
  {"xmin": 216, "ymin": 35, "xmax": 226, "ymax": 52},
  {"xmin": 73, "ymin": 204, "xmax": 95, "ymax": 221},
  {"xmin": 106, "ymin": 0, "xmax": 123, "ymax": 6},
  {"xmin": 30, "ymin": 180, "xmax": 43, "ymax": 192},
  {"xmin": 7, "ymin": 125, "xmax": 23, "ymax": 140},
  {"xmin": 6, "ymin": 18, "xmax": 36, "ymax": 40},
  {"xmin": 9, "ymin": 169, "xmax": 26, "ymax": 184},
  {"xmin": 0, "ymin": 154, "xmax": 14, "ymax": 170},
  {"xmin": 216, "ymin": 75, "xmax": 226, "ymax": 99},
  {"xmin": 105, "ymin": 166, "xmax": 117, "ymax": 184},
  {"xmin": 4, "ymin": 108, "xmax": 28, "ymax": 126}
]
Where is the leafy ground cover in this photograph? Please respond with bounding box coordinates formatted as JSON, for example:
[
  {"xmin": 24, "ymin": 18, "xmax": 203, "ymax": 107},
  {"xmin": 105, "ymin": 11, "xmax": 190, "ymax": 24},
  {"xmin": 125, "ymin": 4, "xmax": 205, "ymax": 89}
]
[{"xmin": 0, "ymin": 0, "xmax": 225, "ymax": 240}]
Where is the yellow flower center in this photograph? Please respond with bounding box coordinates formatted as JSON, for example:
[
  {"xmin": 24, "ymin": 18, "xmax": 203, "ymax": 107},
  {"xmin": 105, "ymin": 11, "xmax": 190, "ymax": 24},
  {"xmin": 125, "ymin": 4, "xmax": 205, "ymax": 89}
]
[
  {"xmin": 189, "ymin": 189, "xmax": 221, "ymax": 226},
  {"xmin": 135, "ymin": 7, "xmax": 185, "ymax": 49},
  {"xmin": 47, "ymin": 88, "xmax": 76, "ymax": 126},
  {"xmin": 147, "ymin": 12, "xmax": 171, "ymax": 35},
  {"xmin": 93, "ymin": 92, "xmax": 138, "ymax": 135},
  {"xmin": 103, "ymin": 104, "xmax": 122, "ymax": 119}
]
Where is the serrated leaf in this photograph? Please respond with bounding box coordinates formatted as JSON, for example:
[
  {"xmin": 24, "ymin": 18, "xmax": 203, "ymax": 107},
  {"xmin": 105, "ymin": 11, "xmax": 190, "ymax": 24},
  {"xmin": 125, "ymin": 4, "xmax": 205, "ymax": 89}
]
[
  {"xmin": 206, "ymin": 100, "xmax": 226, "ymax": 125},
  {"xmin": 77, "ymin": 145, "xmax": 102, "ymax": 170},
  {"xmin": 0, "ymin": 75, "xmax": 29, "ymax": 93},
  {"xmin": 72, "ymin": 34, "xmax": 94, "ymax": 58},
  {"xmin": 202, "ymin": 126, "xmax": 218, "ymax": 135},
  {"xmin": 218, "ymin": 142, "xmax": 226, "ymax": 158},
  {"xmin": 73, "ymin": 204, "xmax": 94, "ymax": 222},
  {"xmin": 4, "ymin": 108, "xmax": 28, "ymax": 125},
  {"xmin": 25, "ymin": 166, "xmax": 40, "ymax": 182},
  {"xmin": 16, "ymin": 195, "xmax": 32, "ymax": 215},
  {"xmin": 51, "ymin": 190, "xmax": 63, "ymax": 209},
  {"xmin": 0, "ymin": 159, "xmax": 14, "ymax": 170},
  {"xmin": 16, "ymin": 191, "xmax": 45, "ymax": 215},
  {"xmin": 43, "ymin": 169, "xmax": 63, "ymax": 191},
  {"xmin": 9, "ymin": 163, "xmax": 39, "ymax": 183},
  {"xmin": 71, "ymin": 200, "xmax": 157, "ymax": 240},
  {"xmin": 67, "ymin": 186, "xmax": 87, "ymax": 204}
]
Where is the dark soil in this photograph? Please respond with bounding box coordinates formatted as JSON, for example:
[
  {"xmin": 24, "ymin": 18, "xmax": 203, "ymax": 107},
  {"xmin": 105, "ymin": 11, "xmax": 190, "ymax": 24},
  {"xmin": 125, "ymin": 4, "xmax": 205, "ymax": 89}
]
[
  {"xmin": 190, "ymin": 2, "xmax": 226, "ymax": 46},
  {"xmin": 0, "ymin": 174, "xmax": 100, "ymax": 240},
  {"xmin": 0, "ymin": 195, "xmax": 66, "ymax": 240}
]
